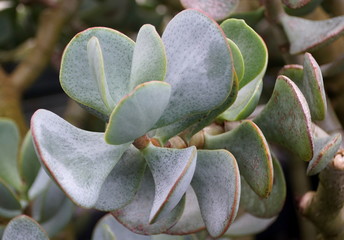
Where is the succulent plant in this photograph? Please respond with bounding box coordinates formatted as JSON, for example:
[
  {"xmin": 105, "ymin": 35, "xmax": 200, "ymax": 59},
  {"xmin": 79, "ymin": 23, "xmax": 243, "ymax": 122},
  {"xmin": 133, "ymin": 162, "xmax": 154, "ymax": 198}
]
[{"xmin": 1, "ymin": 0, "xmax": 344, "ymax": 239}]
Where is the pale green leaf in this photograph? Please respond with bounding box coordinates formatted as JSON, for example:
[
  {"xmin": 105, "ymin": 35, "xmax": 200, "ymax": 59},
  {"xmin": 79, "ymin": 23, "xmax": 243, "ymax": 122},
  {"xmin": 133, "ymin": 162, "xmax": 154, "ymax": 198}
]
[
  {"xmin": 219, "ymin": 78, "xmax": 262, "ymax": 121},
  {"xmin": 105, "ymin": 81, "xmax": 171, "ymax": 145},
  {"xmin": 60, "ymin": 27, "xmax": 134, "ymax": 118},
  {"xmin": 0, "ymin": 118, "xmax": 22, "ymax": 191},
  {"xmin": 191, "ymin": 150, "xmax": 240, "ymax": 238},
  {"xmin": 2, "ymin": 215, "xmax": 49, "ymax": 240},
  {"xmin": 281, "ymin": 14, "xmax": 344, "ymax": 54},
  {"xmin": 221, "ymin": 19, "xmax": 268, "ymax": 89},
  {"xmin": 142, "ymin": 144, "xmax": 197, "ymax": 223},
  {"xmin": 0, "ymin": 179, "xmax": 22, "ymax": 218},
  {"xmin": 129, "ymin": 24, "xmax": 166, "ymax": 89},
  {"xmin": 240, "ymin": 157, "xmax": 286, "ymax": 218},
  {"xmin": 181, "ymin": 0, "xmax": 239, "ymax": 21},
  {"xmin": 204, "ymin": 120, "xmax": 273, "ymax": 198},
  {"xmin": 31, "ymin": 109, "xmax": 130, "ymax": 209},
  {"xmin": 19, "ymin": 130, "xmax": 40, "ymax": 191},
  {"xmin": 224, "ymin": 213, "xmax": 277, "ymax": 237},
  {"xmin": 112, "ymin": 169, "xmax": 185, "ymax": 235},
  {"xmin": 227, "ymin": 39, "xmax": 244, "ymax": 82},
  {"xmin": 156, "ymin": 9, "xmax": 233, "ymax": 127},
  {"xmin": 87, "ymin": 36, "xmax": 115, "ymax": 111},
  {"xmin": 165, "ymin": 187, "xmax": 205, "ymax": 235},
  {"xmin": 254, "ymin": 75, "xmax": 314, "ymax": 161}
]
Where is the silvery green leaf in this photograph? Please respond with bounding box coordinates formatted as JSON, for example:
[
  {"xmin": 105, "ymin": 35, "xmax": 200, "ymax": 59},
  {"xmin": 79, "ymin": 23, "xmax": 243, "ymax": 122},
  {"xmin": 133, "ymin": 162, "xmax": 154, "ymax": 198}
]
[
  {"xmin": 142, "ymin": 144, "xmax": 197, "ymax": 223},
  {"xmin": 60, "ymin": 27, "xmax": 134, "ymax": 118},
  {"xmin": 156, "ymin": 9, "xmax": 233, "ymax": 127},
  {"xmin": 2, "ymin": 215, "xmax": 49, "ymax": 240},
  {"xmin": 129, "ymin": 24, "xmax": 166, "ymax": 89},
  {"xmin": 105, "ymin": 81, "xmax": 171, "ymax": 145},
  {"xmin": 31, "ymin": 109, "xmax": 131, "ymax": 209},
  {"xmin": 0, "ymin": 179, "xmax": 22, "ymax": 218},
  {"xmin": 191, "ymin": 150, "xmax": 240, "ymax": 238}
]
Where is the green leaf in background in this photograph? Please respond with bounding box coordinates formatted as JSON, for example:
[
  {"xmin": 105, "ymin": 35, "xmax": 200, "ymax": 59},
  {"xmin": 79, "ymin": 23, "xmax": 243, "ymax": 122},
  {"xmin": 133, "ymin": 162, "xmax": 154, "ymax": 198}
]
[
  {"xmin": 307, "ymin": 133, "xmax": 342, "ymax": 176},
  {"xmin": 165, "ymin": 187, "xmax": 205, "ymax": 235},
  {"xmin": 2, "ymin": 215, "xmax": 49, "ymax": 240},
  {"xmin": 278, "ymin": 64, "xmax": 303, "ymax": 82},
  {"xmin": 156, "ymin": 9, "xmax": 233, "ymax": 127},
  {"xmin": 60, "ymin": 27, "xmax": 134, "ymax": 118},
  {"xmin": 0, "ymin": 118, "xmax": 22, "ymax": 191},
  {"xmin": 204, "ymin": 120, "xmax": 273, "ymax": 198},
  {"xmin": 105, "ymin": 81, "xmax": 171, "ymax": 145},
  {"xmin": 191, "ymin": 150, "xmax": 240, "ymax": 238},
  {"xmin": 282, "ymin": 0, "xmax": 311, "ymax": 8},
  {"xmin": 129, "ymin": 24, "xmax": 166, "ymax": 90},
  {"xmin": 302, "ymin": 53, "xmax": 327, "ymax": 120},
  {"xmin": 254, "ymin": 75, "xmax": 314, "ymax": 161},
  {"xmin": 112, "ymin": 169, "xmax": 185, "ymax": 235},
  {"xmin": 219, "ymin": 77, "xmax": 263, "ymax": 121},
  {"xmin": 143, "ymin": 144, "xmax": 197, "ymax": 224},
  {"xmin": 224, "ymin": 213, "xmax": 277, "ymax": 237},
  {"xmin": 240, "ymin": 157, "xmax": 286, "ymax": 218},
  {"xmin": 280, "ymin": 14, "xmax": 344, "ymax": 54},
  {"xmin": 92, "ymin": 214, "xmax": 150, "ymax": 240},
  {"xmin": 31, "ymin": 109, "xmax": 130, "ymax": 209},
  {"xmin": 180, "ymin": 0, "xmax": 239, "ymax": 21},
  {"xmin": 87, "ymin": 36, "xmax": 115, "ymax": 111},
  {"xmin": 0, "ymin": 179, "xmax": 22, "ymax": 218},
  {"xmin": 284, "ymin": 0, "xmax": 322, "ymax": 16},
  {"xmin": 221, "ymin": 18, "xmax": 268, "ymax": 89},
  {"xmin": 28, "ymin": 168, "xmax": 51, "ymax": 200},
  {"xmin": 19, "ymin": 130, "xmax": 40, "ymax": 191},
  {"xmin": 229, "ymin": 7, "xmax": 265, "ymax": 28}
]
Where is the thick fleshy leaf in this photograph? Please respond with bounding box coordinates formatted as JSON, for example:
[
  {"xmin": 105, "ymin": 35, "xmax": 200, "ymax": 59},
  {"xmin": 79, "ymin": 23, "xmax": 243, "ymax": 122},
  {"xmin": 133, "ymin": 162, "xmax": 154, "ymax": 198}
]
[
  {"xmin": 221, "ymin": 19, "xmax": 268, "ymax": 89},
  {"xmin": 142, "ymin": 144, "xmax": 197, "ymax": 223},
  {"xmin": 2, "ymin": 215, "xmax": 49, "ymax": 240},
  {"xmin": 0, "ymin": 179, "xmax": 22, "ymax": 218},
  {"xmin": 281, "ymin": 14, "xmax": 344, "ymax": 54},
  {"xmin": 19, "ymin": 130, "xmax": 40, "ymax": 190},
  {"xmin": 31, "ymin": 109, "xmax": 130, "ymax": 209},
  {"xmin": 240, "ymin": 157, "xmax": 286, "ymax": 218},
  {"xmin": 0, "ymin": 118, "xmax": 22, "ymax": 190},
  {"xmin": 87, "ymin": 36, "xmax": 115, "ymax": 111},
  {"xmin": 284, "ymin": 0, "xmax": 322, "ymax": 16},
  {"xmin": 307, "ymin": 133, "xmax": 342, "ymax": 176},
  {"xmin": 282, "ymin": 0, "xmax": 311, "ymax": 8},
  {"xmin": 105, "ymin": 81, "xmax": 171, "ymax": 145},
  {"xmin": 302, "ymin": 53, "xmax": 326, "ymax": 120},
  {"xmin": 32, "ymin": 183, "xmax": 74, "ymax": 237},
  {"xmin": 112, "ymin": 169, "xmax": 185, "ymax": 235},
  {"xmin": 224, "ymin": 213, "xmax": 277, "ymax": 237},
  {"xmin": 156, "ymin": 9, "xmax": 233, "ymax": 127},
  {"xmin": 129, "ymin": 24, "xmax": 166, "ymax": 89},
  {"xmin": 219, "ymin": 78, "xmax": 263, "ymax": 121},
  {"xmin": 228, "ymin": 39, "xmax": 244, "ymax": 82},
  {"xmin": 191, "ymin": 150, "xmax": 240, "ymax": 238},
  {"xmin": 92, "ymin": 214, "xmax": 150, "ymax": 240},
  {"xmin": 254, "ymin": 75, "xmax": 314, "ymax": 161},
  {"xmin": 279, "ymin": 56, "xmax": 327, "ymax": 121},
  {"xmin": 181, "ymin": 0, "xmax": 239, "ymax": 21},
  {"xmin": 60, "ymin": 27, "xmax": 134, "ymax": 117},
  {"xmin": 155, "ymin": 76, "xmax": 238, "ymax": 145},
  {"xmin": 204, "ymin": 120, "xmax": 273, "ymax": 198},
  {"xmin": 165, "ymin": 187, "xmax": 205, "ymax": 235},
  {"xmin": 28, "ymin": 168, "xmax": 51, "ymax": 200},
  {"xmin": 229, "ymin": 7, "xmax": 265, "ymax": 28},
  {"xmin": 95, "ymin": 145, "xmax": 146, "ymax": 211}
]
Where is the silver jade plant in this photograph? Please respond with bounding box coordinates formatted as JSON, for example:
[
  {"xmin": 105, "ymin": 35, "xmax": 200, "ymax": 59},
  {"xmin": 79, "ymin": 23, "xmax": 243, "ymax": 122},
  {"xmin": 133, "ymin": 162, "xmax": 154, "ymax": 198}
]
[{"xmin": 2, "ymin": 7, "xmax": 342, "ymax": 240}]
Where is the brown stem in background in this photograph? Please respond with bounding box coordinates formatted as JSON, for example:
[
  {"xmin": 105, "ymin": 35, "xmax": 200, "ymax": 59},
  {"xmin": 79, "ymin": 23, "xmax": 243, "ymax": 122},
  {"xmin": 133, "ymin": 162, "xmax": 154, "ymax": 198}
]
[{"xmin": 0, "ymin": 0, "xmax": 80, "ymax": 137}]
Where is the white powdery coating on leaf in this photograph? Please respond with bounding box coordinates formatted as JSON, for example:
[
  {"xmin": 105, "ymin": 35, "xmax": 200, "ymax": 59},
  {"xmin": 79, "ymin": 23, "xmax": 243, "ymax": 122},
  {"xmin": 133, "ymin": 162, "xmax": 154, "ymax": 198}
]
[
  {"xmin": 31, "ymin": 109, "xmax": 129, "ymax": 208},
  {"xmin": 61, "ymin": 27, "xmax": 134, "ymax": 115},
  {"xmin": 158, "ymin": 9, "xmax": 232, "ymax": 126},
  {"xmin": 144, "ymin": 145, "xmax": 197, "ymax": 222},
  {"xmin": 3, "ymin": 216, "xmax": 48, "ymax": 240}
]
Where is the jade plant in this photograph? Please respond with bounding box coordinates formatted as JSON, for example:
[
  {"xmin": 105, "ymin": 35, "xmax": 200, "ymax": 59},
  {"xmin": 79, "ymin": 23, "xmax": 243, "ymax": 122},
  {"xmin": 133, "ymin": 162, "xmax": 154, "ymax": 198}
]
[{"xmin": 1, "ymin": 0, "xmax": 344, "ymax": 239}]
